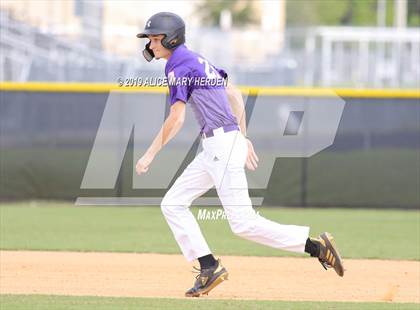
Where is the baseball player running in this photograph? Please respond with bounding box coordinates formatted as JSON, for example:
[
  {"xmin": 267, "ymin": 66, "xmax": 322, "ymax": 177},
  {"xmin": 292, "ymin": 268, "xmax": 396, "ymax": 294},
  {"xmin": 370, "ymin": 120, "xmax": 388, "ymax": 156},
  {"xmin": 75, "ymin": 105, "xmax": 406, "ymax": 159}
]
[{"xmin": 136, "ymin": 12, "xmax": 344, "ymax": 297}]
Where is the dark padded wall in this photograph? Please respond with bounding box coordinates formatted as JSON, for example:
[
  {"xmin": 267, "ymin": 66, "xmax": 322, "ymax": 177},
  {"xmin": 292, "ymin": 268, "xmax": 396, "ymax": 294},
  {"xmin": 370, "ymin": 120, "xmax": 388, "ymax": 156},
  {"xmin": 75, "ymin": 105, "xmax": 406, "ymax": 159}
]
[{"xmin": 1, "ymin": 90, "xmax": 419, "ymax": 208}]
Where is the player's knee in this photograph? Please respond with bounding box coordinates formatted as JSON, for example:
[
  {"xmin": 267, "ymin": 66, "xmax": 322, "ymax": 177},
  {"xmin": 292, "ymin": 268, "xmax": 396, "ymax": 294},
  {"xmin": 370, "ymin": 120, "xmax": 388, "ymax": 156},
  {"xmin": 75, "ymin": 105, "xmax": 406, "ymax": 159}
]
[
  {"xmin": 229, "ymin": 220, "xmax": 254, "ymax": 238},
  {"xmin": 160, "ymin": 192, "xmax": 185, "ymax": 215},
  {"xmin": 160, "ymin": 194, "xmax": 174, "ymax": 215},
  {"xmin": 161, "ymin": 189, "xmax": 193, "ymax": 217},
  {"xmin": 228, "ymin": 208, "xmax": 259, "ymax": 238}
]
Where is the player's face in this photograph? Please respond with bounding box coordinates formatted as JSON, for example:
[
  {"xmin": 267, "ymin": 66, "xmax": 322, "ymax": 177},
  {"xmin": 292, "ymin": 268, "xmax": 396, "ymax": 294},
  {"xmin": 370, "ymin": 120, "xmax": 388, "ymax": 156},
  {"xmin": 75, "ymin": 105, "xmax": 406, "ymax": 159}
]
[{"xmin": 148, "ymin": 35, "xmax": 171, "ymax": 60}]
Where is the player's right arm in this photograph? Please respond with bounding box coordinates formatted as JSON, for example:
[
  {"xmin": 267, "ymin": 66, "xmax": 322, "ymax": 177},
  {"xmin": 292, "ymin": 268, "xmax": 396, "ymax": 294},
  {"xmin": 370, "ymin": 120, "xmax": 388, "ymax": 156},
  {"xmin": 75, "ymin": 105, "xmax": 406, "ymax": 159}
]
[{"xmin": 135, "ymin": 101, "xmax": 185, "ymax": 175}]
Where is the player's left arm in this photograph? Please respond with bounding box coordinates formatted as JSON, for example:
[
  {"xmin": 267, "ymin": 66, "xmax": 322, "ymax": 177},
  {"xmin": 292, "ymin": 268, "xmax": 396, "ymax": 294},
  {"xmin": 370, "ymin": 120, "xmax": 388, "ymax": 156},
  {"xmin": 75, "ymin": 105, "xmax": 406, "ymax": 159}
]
[
  {"xmin": 226, "ymin": 82, "xmax": 247, "ymax": 135},
  {"xmin": 136, "ymin": 101, "xmax": 186, "ymax": 175},
  {"xmin": 226, "ymin": 82, "xmax": 259, "ymax": 170}
]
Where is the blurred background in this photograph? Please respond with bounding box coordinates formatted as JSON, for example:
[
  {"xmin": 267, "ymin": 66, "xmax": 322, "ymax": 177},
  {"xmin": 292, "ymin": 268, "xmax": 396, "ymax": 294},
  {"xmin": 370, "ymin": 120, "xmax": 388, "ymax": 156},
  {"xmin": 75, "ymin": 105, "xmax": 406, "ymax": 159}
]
[
  {"xmin": 0, "ymin": 0, "xmax": 419, "ymax": 208},
  {"xmin": 1, "ymin": 0, "xmax": 419, "ymax": 87}
]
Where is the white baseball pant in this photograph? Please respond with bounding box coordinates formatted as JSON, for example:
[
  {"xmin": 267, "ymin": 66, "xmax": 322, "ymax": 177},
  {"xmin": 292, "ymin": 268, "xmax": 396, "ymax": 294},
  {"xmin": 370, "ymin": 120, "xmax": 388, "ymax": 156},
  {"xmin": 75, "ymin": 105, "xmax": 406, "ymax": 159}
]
[{"xmin": 161, "ymin": 128, "xmax": 310, "ymax": 261}]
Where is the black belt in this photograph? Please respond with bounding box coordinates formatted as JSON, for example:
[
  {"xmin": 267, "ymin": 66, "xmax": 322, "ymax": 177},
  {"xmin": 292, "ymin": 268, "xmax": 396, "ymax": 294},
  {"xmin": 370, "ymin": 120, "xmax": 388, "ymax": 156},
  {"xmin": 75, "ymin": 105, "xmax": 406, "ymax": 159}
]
[{"xmin": 202, "ymin": 124, "xmax": 239, "ymax": 139}]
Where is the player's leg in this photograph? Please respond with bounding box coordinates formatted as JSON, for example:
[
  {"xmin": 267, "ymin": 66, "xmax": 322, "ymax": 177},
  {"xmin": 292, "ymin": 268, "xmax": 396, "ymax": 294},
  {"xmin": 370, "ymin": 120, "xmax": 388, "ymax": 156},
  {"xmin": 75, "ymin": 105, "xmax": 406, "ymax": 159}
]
[
  {"xmin": 161, "ymin": 151, "xmax": 230, "ymax": 297},
  {"xmin": 215, "ymin": 165, "xmax": 310, "ymax": 253},
  {"xmin": 161, "ymin": 151, "xmax": 214, "ymax": 262},
  {"xmin": 206, "ymin": 131, "xmax": 344, "ymax": 276},
  {"xmin": 204, "ymin": 131, "xmax": 308, "ymax": 252}
]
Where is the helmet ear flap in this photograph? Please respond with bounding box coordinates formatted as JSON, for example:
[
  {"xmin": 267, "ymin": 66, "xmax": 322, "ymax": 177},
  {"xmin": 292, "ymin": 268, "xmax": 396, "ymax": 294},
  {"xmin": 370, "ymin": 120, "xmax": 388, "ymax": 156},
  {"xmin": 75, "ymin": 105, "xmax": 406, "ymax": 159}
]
[
  {"xmin": 143, "ymin": 41, "xmax": 154, "ymax": 62},
  {"xmin": 162, "ymin": 30, "xmax": 185, "ymax": 49}
]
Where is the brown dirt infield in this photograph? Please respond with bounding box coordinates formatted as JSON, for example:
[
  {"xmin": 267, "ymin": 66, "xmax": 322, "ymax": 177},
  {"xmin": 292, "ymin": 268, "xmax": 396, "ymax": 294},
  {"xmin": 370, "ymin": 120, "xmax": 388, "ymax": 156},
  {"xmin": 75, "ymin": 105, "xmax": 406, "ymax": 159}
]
[{"xmin": 0, "ymin": 251, "xmax": 419, "ymax": 303}]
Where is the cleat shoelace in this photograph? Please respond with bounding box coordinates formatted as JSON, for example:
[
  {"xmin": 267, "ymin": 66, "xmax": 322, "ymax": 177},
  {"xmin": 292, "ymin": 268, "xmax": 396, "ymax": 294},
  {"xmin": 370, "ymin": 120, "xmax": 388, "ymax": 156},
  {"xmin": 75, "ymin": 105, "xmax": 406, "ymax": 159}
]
[
  {"xmin": 192, "ymin": 266, "xmax": 203, "ymax": 280},
  {"xmin": 192, "ymin": 266, "xmax": 214, "ymax": 284}
]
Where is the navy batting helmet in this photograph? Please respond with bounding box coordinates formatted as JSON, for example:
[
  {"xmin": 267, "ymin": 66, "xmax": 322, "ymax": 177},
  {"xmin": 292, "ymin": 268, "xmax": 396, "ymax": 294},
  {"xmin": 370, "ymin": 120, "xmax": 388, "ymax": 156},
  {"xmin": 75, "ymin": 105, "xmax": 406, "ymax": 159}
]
[{"xmin": 137, "ymin": 12, "xmax": 185, "ymax": 62}]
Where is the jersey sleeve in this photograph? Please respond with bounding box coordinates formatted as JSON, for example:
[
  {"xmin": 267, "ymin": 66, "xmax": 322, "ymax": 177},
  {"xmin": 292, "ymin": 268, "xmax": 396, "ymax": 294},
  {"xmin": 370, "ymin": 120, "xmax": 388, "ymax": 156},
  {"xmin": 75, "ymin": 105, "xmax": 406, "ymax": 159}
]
[{"xmin": 167, "ymin": 66, "xmax": 191, "ymax": 105}]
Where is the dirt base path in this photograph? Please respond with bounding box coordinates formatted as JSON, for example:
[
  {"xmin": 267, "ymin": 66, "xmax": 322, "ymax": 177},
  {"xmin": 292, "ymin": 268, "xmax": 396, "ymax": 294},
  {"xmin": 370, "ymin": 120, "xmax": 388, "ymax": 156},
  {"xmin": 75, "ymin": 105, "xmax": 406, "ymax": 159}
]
[{"xmin": 1, "ymin": 251, "xmax": 419, "ymax": 303}]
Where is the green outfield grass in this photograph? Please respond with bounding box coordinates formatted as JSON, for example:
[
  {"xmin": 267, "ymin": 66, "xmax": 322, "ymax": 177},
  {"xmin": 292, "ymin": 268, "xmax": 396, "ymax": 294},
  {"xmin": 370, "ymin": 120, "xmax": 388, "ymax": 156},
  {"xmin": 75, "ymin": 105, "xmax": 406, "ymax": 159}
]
[
  {"xmin": 1, "ymin": 202, "xmax": 419, "ymax": 309},
  {"xmin": 0, "ymin": 202, "xmax": 419, "ymax": 260},
  {"xmin": 0, "ymin": 295, "xmax": 418, "ymax": 310}
]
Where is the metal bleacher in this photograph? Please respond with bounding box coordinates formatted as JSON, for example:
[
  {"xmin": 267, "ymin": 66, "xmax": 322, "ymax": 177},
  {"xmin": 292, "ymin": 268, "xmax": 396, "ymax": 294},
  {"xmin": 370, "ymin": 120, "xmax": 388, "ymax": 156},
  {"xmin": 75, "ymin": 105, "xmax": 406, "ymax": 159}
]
[
  {"xmin": 0, "ymin": 9, "xmax": 137, "ymax": 82},
  {"xmin": 1, "ymin": 7, "xmax": 419, "ymax": 88}
]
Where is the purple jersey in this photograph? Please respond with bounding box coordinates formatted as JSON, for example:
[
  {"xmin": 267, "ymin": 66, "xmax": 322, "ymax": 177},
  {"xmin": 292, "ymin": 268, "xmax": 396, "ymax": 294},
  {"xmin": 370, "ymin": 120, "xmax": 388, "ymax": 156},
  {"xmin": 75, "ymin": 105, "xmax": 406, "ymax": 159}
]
[{"xmin": 165, "ymin": 44, "xmax": 238, "ymax": 133}]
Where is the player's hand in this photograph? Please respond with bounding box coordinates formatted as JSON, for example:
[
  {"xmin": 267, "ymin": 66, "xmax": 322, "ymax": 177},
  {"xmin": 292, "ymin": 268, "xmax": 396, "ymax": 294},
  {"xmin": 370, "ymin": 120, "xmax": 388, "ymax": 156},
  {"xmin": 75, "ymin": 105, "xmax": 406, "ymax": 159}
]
[
  {"xmin": 245, "ymin": 138, "xmax": 259, "ymax": 171},
  {"xmin": 136, "ymin": 153, "xmax": 154, "ymax": 175}
]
